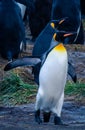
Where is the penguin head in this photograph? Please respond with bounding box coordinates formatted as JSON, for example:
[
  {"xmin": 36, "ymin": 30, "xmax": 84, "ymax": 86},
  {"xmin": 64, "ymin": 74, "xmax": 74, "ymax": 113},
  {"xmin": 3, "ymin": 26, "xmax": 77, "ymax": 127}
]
[
  {"xmin": 50, "ymin": 17, "xmax": 69, "ymax": 29},
  {"xmin": 53, "ymin": 30, "xmax": 77, "ymax": 44}
]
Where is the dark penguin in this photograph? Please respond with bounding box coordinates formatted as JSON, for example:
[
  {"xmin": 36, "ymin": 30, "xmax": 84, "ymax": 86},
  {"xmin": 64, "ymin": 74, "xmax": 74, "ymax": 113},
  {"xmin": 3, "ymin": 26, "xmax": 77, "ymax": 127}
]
[
  {"xmin": 51, "ymin": 0, "xmax": 84, "ymax": 44},
  {"xmin": 0, "ymin": 0, "xmax": 26, "ymax": 61},
  {"xmin": 15, "ymin": 0, "xmax": 35, "ymax": 8},
  {"xmin": 80, "ymin": 0, "xmax": 85, "ymax": 18},
  {"xmin": 15, "ymin": 0, "xmax": 35, "ymax": 20},
  {"xmin": 28, "ymin": 0, "xmax": 52, "ymax": 40},
  {"xmin": 16, "ymin": 3, "xmax": 26, "ymax": 19}
]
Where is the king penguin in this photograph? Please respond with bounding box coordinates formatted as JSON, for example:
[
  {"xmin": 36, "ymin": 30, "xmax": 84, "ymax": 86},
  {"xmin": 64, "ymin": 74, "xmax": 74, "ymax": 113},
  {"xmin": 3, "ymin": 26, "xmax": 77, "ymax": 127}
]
[
  {"xmin": 4, "ymin": 29, "xmax": 76, "ymax": 125},
  {"xmin": 32, "ymin": 18, "xmax": 77, "ymax": 83},
  {"xmin": 34, "ymin": 32, "xmax": 74, "ymax": 125}
]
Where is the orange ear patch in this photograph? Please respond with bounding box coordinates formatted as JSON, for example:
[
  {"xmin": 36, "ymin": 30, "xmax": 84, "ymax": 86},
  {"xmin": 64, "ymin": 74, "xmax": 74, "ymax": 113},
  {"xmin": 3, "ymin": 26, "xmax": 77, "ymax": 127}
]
[
  {"xmin": 50, "ymin": 23, "xmax": 55, "ymax": 28},
  {"xmin": 53, "ymin": 43, "xmax": 66, "ymax": 53}
]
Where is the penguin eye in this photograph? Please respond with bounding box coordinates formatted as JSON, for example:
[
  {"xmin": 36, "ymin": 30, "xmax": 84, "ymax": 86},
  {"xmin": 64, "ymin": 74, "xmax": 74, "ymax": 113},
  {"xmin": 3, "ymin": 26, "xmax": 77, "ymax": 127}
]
[{"xmin": 50, "ymin": 22, "xmax": 55, "ymax": 28}]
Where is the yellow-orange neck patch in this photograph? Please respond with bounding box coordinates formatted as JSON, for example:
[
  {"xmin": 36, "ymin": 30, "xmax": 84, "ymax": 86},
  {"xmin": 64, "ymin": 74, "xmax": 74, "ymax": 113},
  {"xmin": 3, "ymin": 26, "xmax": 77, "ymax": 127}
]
[{"xmin": 53, "ymin": 43, "xmax": 66, "ymax": 53}]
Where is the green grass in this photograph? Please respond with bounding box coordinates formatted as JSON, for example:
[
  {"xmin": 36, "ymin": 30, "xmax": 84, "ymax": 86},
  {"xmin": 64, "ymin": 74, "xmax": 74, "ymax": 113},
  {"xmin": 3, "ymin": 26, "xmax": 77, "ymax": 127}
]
[
  {"xmin": 0, "ymin": 72, "xmax": 37, "ymax": 106},
  {"xmin": 0, "ymin": 72, "xmax": 85, "ymax": 106},
  {"xmin": 65, "ymin": 81, "xmax": 85, "ymax": 101}
]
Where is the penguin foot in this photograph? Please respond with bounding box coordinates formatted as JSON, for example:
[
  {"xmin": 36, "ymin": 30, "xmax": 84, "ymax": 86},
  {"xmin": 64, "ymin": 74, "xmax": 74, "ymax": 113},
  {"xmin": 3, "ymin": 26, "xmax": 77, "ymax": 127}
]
[
  {"xmin": 35, "ymin": 110, "xmax": 42, "ymax": 124},
  {"xmin": 43, "ymin": 111, "xmax": 51, "ymax": 122},
  {"xmin": 54, "ymin": 115, "xmax": 63, "ymax": 125}
]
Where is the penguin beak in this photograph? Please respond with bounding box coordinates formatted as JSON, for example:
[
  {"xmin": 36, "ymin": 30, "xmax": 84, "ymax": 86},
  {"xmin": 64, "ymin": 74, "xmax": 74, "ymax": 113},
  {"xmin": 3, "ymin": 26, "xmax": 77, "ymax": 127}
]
[
  {"xmin": 63, "ymin": 33, "xmax": 73, "ymax": 37},
  {"xmin": 50, "ymin": 17, "xmax": 68, "ymax": 28},
  {"xmin": 59, "ymin": 19, "xmax": 65, "ymax": 25},
  {"xmin": 59, "ymin": 17, "xmax": 69, "ymax": 25},
  {"xmin": 51, "ymin": 17, "xmax": 69, "ymax": 28}
]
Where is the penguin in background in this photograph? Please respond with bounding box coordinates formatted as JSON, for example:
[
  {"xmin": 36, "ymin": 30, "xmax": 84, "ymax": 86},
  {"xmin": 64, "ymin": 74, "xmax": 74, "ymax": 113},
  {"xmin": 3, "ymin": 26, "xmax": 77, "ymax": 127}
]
[
  {"xmin": 4, "ymin": 30, "xmax": 76, "ymax": 125},
  {"xmin": 17, "ymin": 2, "xmax": 26, "ymax": 19},
  {"xmin": 0, "ymin": 0, "xmax": 26, "ymax": 61}
]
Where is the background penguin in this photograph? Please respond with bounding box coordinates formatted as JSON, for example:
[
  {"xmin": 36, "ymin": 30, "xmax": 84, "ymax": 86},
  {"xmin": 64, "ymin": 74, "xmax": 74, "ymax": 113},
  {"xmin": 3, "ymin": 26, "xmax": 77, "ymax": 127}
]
[
  {"xmin": 28, "ymin": 0, "xmax": 52, "ymax": 40},
  {"xmin": 51, "ymin": 0, "xmax": 84, "ymax": 44},
  {"xmin": 15, "ymin": 0, "xmax": 35, "ymax": 20},
  {"xmin": 16, "ymin": 2, "xmax": 26, "ymax": 19},
  {"xmin": 4, "ymin": 30, "xmax": 76, "ymax": 125},
  {"xmin": 0, "ymin": 0, "xmax": 26, "ymax": 61}
]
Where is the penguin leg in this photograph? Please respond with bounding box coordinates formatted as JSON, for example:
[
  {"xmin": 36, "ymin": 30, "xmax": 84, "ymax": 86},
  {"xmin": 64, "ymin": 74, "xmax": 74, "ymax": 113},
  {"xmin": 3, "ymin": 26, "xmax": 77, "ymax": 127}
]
[
  {"xmin": 35, "ymin": 92, "xmax": 42, "ymax": 124},
  {"xmin": 43, "ymin": 111, "xmax": 51, "ymax": 122},
  {"xmin": 54, "ymin": 115, "xmax": 63, "ymax": 125},
  {"xmin": 35, "ymin": 109, "xmax": 42, "ymax": 124},
  {"xmin": 52, "ymin": 92, "xmax": 64, "ymax": 125}
]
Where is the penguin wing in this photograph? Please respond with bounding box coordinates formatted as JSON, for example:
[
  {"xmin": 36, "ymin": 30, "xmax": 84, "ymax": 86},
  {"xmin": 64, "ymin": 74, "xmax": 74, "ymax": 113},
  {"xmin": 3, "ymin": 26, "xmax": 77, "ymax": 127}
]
[
  {"xmin": 68, "ymin": 61, "xmax": 77, "ymax": 83},
  {"xmin": 4, "ymin": 57, "xmax": 41, "ymax": 71}
]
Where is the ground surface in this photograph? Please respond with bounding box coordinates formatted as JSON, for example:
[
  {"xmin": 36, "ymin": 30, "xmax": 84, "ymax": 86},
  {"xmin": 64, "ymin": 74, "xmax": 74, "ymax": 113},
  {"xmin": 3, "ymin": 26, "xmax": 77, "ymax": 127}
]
[{"xmin": 0, "ymin": 101, "xmax": 85, "ymax": 130}]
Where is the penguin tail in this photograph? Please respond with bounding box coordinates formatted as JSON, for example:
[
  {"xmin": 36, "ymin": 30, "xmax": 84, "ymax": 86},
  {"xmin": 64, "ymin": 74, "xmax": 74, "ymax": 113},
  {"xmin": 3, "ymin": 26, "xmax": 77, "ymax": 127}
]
[{"xmin": 4, "ymin": 56, "xmax": 41, "ymax": 71}]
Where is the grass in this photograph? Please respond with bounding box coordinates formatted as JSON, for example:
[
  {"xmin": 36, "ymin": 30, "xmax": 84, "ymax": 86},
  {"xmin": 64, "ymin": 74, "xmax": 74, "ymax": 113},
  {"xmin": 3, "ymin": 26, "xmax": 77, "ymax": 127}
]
[
  {"xmin": 65, "ymin": 81, "xmax": 85, "ymax": 102},
  {"xmin": 0, "ymin": 72, "xmax": 37, "ymax": 106},
  {"xmin": 0, "ymin": 71, "xmax": 85, "ymax": 106}
]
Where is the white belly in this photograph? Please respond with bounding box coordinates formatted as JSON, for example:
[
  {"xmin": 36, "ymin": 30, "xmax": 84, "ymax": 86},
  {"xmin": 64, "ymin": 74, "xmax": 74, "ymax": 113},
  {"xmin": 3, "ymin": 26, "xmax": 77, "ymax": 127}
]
[{"xmin": 38, "ymin": 46, "xmax": 68, "ymax": 110}]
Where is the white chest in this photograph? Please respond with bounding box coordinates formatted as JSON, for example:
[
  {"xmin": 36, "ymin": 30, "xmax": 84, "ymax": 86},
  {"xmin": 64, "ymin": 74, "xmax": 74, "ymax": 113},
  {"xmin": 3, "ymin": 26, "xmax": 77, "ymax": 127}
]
[{"xmin": 39, "ymin": 43, "xmax": 68, "ymax": 95}]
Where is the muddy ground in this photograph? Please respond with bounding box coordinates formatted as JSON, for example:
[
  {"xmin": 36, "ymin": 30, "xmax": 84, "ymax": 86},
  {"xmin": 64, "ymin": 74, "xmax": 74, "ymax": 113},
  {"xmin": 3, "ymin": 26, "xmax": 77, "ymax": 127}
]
[{"xmin": 0, "ymin": 101, "xmax": 85, "ymax": 130}]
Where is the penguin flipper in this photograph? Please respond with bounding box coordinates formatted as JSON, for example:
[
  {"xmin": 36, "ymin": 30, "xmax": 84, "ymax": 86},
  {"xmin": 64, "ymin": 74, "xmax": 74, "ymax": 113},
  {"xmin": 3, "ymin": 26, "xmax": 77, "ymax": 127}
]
[
  {"xmin": 68, "ymin": 61, "xmax": 77, "ymax": 83},
  {"xmin": 4, "ymin": 57, "xmax": 41, "ymax": 71}
]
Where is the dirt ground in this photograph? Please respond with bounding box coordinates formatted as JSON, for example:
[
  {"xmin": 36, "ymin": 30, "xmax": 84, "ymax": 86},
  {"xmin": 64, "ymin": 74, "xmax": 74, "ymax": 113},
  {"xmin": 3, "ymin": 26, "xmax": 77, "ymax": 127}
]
[{"xmin": 0, "ymin": 101, "xmax": 85, "ymax": 130}]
